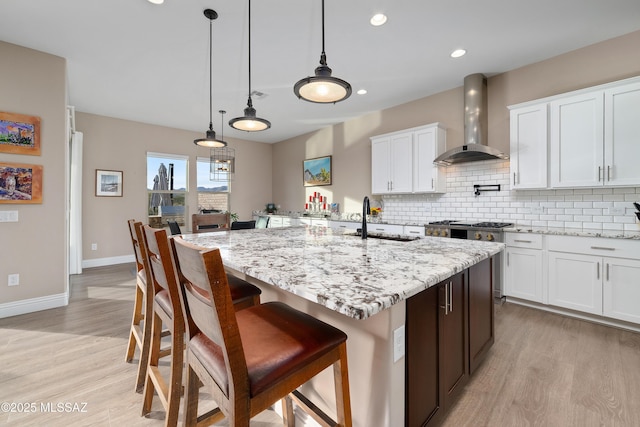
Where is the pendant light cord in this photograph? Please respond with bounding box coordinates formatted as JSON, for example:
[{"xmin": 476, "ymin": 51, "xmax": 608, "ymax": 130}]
[
  {"xmin": 320, "ymin": 0, "xmax": 326, "ymax": 66},
  {"xmin": 208, "ymin": 15, "xmax": 214, "ymax": 131},
  {"xmin": 247, "ymin": 0, "xmax": 253, "ymax": 106}
]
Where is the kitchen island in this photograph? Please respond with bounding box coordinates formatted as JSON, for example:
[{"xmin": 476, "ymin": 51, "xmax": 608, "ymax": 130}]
[{"xmin": 181, "ymin": 226, "xmax": 504, "ymax": 427}]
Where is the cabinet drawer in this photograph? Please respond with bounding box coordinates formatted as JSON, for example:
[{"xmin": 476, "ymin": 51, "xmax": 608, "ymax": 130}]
[
  {"xmin": 369, "ymin": 224, "xmax": 404, "ymax": 234},
  {"xmin": 547, "ymin": 235, "xmax": 640, "ymax": 259},
  {"xmin": 505, "ymin": 233, "xmax": 543, "ymax": 249},
  {"xmin": 404, "ymin": 225, "xmax": 425, "ymax": 236}
]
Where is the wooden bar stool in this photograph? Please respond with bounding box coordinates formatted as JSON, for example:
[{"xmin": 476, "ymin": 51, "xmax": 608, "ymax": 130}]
[
  {"xmin": 140, "ymin": 225, "xmax": 262, "ymax": 426},
  {"xmin": 170, "ymin": 236, "xmax": 352, "ymax": 427},
  {"xmin": 124, "ymin": 219, "xmax": 153, "ymax": 393}
]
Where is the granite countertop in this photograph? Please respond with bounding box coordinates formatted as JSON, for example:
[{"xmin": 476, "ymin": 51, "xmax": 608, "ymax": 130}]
[
  {"xmin": 505, "ymin": 226, "xmax": 640, "ymax": 240},
  {"xmin": 179, "ymin": 226, "xmax": 504, "ymax": 320}
]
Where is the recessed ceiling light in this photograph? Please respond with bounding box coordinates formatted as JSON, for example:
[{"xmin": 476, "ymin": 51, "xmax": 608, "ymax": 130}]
[
  {"xmin": 357, "ymin": 89, "xmax": 367, "ymax": 95},
  {"xmin": 147, "ymin": 0, "xmax": 164, "ymax": 4},
  {"xmin": 450, "ymin": 49, "xmax": 467, "ymax": 58},
  {"xmin": 370, "ymin": 13, "xmax": 387, "ymax": 26}
]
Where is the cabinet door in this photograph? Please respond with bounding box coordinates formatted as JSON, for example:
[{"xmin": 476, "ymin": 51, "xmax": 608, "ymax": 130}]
[
  {"xmin": 603, "ymin": 257, "xmax": 640, "ymax": 324},
  {"xmin": 504, "ymin": 247, "xmax": 543, "ymax": 302},
  {"xmin": 371, "ymin": 137, "xmax": 391, "ymax": 194},
  {"xmin": 509, "ymin": 103, "xmax": 548, "ymax": 189},
  {"xmin": 468, "ymin": 258, "xmax": 494, "ymax": 375},
  {"xmin": 548, "ymin": 251, "xmax": 602, "ymax": 314},
  {"xmin": 413, "ymin": 127, "xmax": 446, "ymax": 193},
  {"xmin": 550, "ymin": 91, "xmax": 604, "ymax": 188},
  {"xmin": 406, "ymin": 285, "xmax": 442, "ymax": 427},
  {"xmin": 389, "ymin": 133, "xmax": 413, "ymax": 193},
  {"xmin": 441, "ymin": 272, "xmax": 468, "ymax": 408},
  {"xmin": 604, "ymin": 81, "xmax": 640, "ymax": 186}
]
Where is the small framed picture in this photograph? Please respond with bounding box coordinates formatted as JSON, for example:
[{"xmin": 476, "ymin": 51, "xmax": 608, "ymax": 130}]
[
  {"xmin": 0, "ymin": 111, "xmax": 41, "ymax": 156},
  {"xmin": 303, "ymin": 155, "xmax": 332, "ymax": 187},
  {"xmin": 0, "ymin": 161, "xmax": 43, "ymax": 204},
  {"xmin": 95, "ymin": 169, "xmax": 123, "ymax": 197}
]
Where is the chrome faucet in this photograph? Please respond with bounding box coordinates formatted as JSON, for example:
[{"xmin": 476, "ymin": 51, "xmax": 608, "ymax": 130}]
[{"xmin": 362, "ymin": 196, "xmax": 370, "ymax": 239}]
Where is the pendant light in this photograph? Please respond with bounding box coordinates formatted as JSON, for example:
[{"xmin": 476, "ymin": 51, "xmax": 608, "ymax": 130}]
[
  {"xmin": 211, "ymin": 110, "xmax": 235, "ymax": 181},
  {"xmin": 293, "ymin": 0, "xmax": 352, "ymax": 104},
  {"xmin": 194, "ymin": 9, "xmax": 227, "ymax": 148},
  {"xmin": 229, "ymin": 0, "xmax": 271, "ymax": 131}
]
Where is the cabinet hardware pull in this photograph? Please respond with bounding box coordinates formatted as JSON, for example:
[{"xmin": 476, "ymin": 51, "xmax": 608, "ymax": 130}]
[
  {"xmin": 431, "ymin": 178, "xmax": 434, "ymax": 189},
  {"xmin": 590, "ymin": 246, "xmax": 615, "ymax": 251},
  {"xmin": 607, "ymin": 165, "xmax": 611, "ymax": 181},
  {"xmin": 409, "ymin": 231, "xmax": 419, "ymax": 234},
  {"xmin": 606, "ymin": 263, "xmax": 610, "ymax": 281},
  {"xmin": 441, "ymin": 283, "xmax": 449, "ymax": 315},
  {"xmin": 448, "ymin": 281, "xmax": 453, "ymax": 312},
  {"xmin": 598, "ymin": 166, "xmax": 602, "ymax": 182},
  {"xmin": 513, "ymin": 172, "xmax": 516, "ymax": 186},
  {"xmin": 597, "ymin": 262, "xmax": 600, "ymax": 280},
  {"xmin": 507, "ymin": 252, "xmax": 510, "ymax": 266},
  {"xmin": 513, "ymin": 239, "xmax": 532, "ymax": 243}
]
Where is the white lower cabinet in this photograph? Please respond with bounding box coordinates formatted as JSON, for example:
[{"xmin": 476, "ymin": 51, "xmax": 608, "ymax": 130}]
[
  {"xmin": 505, "ymin": 233, "xmax": 640, "ymax": 326},
  {"xmin": 367, "ymin": 223, "xmax": 404, "ymax": 235},
  {"xmin": 329, "ymin": 220, "xmax": 360, "ymax": 231},
  {"xmin": 403, "ymin": 225, "xmax": 425, "ymax": 237},
  {"xmin": 603, "ymin": 257, "xmax": 640, "ymax": 323}
]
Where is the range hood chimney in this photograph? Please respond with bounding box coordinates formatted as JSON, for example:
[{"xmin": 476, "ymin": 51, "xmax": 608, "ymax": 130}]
[{"xmin": 434, "ymin": 73, "xmax": 508, "ymax": 166}]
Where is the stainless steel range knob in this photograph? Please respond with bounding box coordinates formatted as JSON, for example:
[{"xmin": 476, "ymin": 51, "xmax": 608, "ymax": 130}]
[
  {"xmin": 441, "ymin": 230, "xmax": 448, "ymax": 237},
  {"xmin": 475, "ymin": 232, "xmax": 482, "ymax": 240},
  {"xmin": 426, "ymin": 229, "xmax": 433, "ymax": 236},
  {"xmin": 486, "ymin": 233, "xmax": 494, "ymax": 241}
]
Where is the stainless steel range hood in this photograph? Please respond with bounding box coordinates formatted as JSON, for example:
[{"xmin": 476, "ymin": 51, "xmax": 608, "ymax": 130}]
[{"xmin": 434, "ymin": 73, "xmax": 508, "ymax": 166}]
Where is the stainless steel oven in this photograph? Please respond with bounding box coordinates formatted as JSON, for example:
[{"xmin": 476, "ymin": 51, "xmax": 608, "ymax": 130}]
[{"xmin": 425, "ymin": 220, "xmax": 512, "ymax": 298}]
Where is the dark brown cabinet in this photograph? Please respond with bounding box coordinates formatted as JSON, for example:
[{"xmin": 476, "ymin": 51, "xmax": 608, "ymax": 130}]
[
  {"xmin": 406, "ymin": 258, "xmax": 494, "ymax": 426},
  {"xmin": 406, "ymin": 271, "xmax": 468, "ymax": 427}
]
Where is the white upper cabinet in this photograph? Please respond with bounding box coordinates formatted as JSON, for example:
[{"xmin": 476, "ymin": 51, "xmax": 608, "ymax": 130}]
[
  {"xmin": 549, "ymin": 78, "xmax": 640, "ymax": 188},
  {"xmin": 604, "ymin": 81, "xmax": 640, "ymax": 186},
  {"xmin": 371, "ymin": 123, "xmax": 446, "ymax": 195},
  {"xmin": 550, "ymin": 90, "xmax": 604, "ymax": 188},
  {"xmin": 413, "ymin": 125, "xmax": 447, "ymax": 193},
  {"xmin": 508, "ymin": 103, "xmax": 548, "ymax": 189}
]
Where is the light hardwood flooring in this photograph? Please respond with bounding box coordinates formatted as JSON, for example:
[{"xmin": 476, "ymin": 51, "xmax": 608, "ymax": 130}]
[{"xmin": 1, "ymin": 263, "xmax": 639, "ymax": 426}]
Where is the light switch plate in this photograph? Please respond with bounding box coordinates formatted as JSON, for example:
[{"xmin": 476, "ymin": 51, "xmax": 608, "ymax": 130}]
[
  {"xmin": 0, "ymin": 211, "xmax": 19, "ymax": 222},
  {"xmin": 608, "ymin": 207, "xmax": 625, "ymax": 215}
]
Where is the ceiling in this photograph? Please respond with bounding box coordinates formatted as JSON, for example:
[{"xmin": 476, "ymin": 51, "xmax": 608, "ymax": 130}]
[{"xmin": 2, "ymin": 0, "xmax": 640, "ymax": 144}]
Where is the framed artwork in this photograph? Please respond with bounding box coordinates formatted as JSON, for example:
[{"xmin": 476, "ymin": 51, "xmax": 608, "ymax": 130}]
[
  {"xmin": 0, "ymin": 162, "xmax": 43, "ymax": 204},
  {"xmin": 303, "ymin": 155, "xmax": 332, "ymax": 187},
  {"xmin": 95, "ymin": 169, "xmax": 123, "ymax": 197},
  {"xmin": 0, "ymin": 112, "xmax": 41, "ymax": 156}
]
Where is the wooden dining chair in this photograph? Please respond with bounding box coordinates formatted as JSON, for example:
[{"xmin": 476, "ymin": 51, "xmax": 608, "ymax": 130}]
[
  {"xmin": 124, "ymin": 219, "xmax": 153, "ymax": 393},
  {"xmin": 140, "ymin": 225, "xmax": 262, "ymax": 426},
  {"xmin": 170, "ymin": 236, "xmax": 352, "ymax": 427},
  {"xmin": 192, "ymin": 212, "xmax": 230, "ymax": 233}
]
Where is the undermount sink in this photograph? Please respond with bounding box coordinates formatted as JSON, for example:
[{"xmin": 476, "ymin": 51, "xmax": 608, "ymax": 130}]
[{"xmin": 347, "ymin": 231, "xmax": 418, "ymax": 242}]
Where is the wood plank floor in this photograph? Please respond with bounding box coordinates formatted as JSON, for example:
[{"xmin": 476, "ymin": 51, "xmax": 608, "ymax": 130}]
[{"xmin": 1, "ymin": 263, "xmax": 639, "ymax": 426}]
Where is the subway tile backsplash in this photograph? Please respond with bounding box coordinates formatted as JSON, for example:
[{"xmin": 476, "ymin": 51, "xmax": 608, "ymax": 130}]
[{"xmin": 381, "ymin": 159, "xmax": 640, "ymax": 231}]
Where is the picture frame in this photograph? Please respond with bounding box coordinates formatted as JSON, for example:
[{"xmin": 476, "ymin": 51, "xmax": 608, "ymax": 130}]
[
  {"xmin": 0, "ymin": 162, "xmax": 43, "ymax": 204},
  {"xmin": 95, "ymin": 169, "xmax": 123, "ymax": 197},
  {"xmin": 0, "ymin": 111, "xmax": 41, "ymax": 156},
  {"xmin": 303, "ymin": 155, "xmax": 332, "ymax": 187}
]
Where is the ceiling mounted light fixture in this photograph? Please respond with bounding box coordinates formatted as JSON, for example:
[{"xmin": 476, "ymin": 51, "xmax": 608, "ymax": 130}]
[
  {"xmin": 194, "ymin": 9, "xmax": 227, "ymax": 148},
  {"xmin": 293, "ymin": 0, "xmax": 352, "ymax": 104},
  {"xmin": 370, "ymin": 13, "xmax": 387, "ymax": 26},
  {"xmin": 229, "ymin": 0, "xmax": 271, "ymax": 132},
  {"xmin": 450, "ymin": 49, "xmax": 467, "ymax": 58}
]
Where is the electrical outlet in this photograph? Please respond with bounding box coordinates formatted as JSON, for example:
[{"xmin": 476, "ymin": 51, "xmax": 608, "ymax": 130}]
[
  {"xmin": 8, "ymin": 274, "xmax": 19, "ymax": 286},
  {"xmin": 608, "ymin": 207, "xmax": 625, "ymax": 215},
  {"xmin": 531, "ymin": 206, "xmax": 544, "ymax": 214},
  {"xmin": 393, "ymin": 325, "xmax": 405, "ymax": 362},
  {"xmin": 91, "ymin": 243, "xmax": 98, "ymax": 251}
]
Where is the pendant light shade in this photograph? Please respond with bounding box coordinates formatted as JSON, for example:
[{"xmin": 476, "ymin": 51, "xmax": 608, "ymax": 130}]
[
  {"xmin": 194, "ymin": 9, "xmax": 227, "ymax": 148},
  {"xmin": 230, "ymin": 0, "xmax": 271, "ymax": 132},
  {"xmin": 294, "ymin": 0, "xmax": 351, "ymax": 104}
]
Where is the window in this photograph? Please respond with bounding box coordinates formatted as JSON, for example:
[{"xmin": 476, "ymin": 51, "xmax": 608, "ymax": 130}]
[
  {"xmin": 197, "ymin": 156, "xmax": 230, "ymax": 213},
  {"xmin": 147, "ymin": 152, "xmax": 188, "ymax": 228}
]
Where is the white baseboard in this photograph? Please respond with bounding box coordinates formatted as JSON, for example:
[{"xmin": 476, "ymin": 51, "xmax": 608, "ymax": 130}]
[
  {"xmin": 0, "ymin": 292, "xmax": 69, "ymax": 319},
  {"xmin": 82, "ymin": 254, "xmax": 134, "ymax": 269}
]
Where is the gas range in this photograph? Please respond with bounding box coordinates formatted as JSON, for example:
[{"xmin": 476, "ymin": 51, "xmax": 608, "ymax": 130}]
[{"xmin": 425, "ymin": 220, "xmax": 513, "ymax": 241}]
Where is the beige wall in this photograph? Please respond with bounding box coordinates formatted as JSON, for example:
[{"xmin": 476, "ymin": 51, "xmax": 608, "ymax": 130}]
[
  {"xmin": 273, "ymin": 30, "xmax": 640, "ymax": 213},
  {"xmin": 76, "ymin": 112, "xmax": 272, "ymax": 263},
  {"xmin": 0, "ymin": 41, "xmax": 67, "ymax": 306}
]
